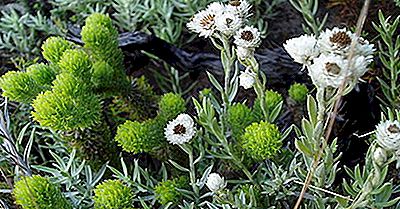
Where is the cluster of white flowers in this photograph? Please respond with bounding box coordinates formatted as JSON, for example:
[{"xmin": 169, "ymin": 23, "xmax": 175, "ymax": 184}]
[
  {"xmin": 165, "ymin": 113, "xmax": 196, "ymax": 145},
  {"xmin": 187, "ymin": 0, "xmax": 262, "ymax": 90},
  {"xmin": 206, "ymin": 173, "xmax": 226, "ymax": 192},
  {"xmin": 284, "ymin": 27, "xmax": 375, "ymax": 88}
]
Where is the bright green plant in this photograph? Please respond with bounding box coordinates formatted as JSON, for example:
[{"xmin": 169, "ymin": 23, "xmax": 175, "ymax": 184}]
[
  {"xmin": 158, "ymin": 92, "xmax": 186, "ymax": 121},
  {"xmin": 13, "ymin": 175, "xmax": 72, "ymax": 209},
  {"xmin": 41, "ymin": 36, "xmax": 74, "ymax": 64},
  {"xmin": 0, "ymin": 63, "xmax": 56, "ymax": 103},
  {"xmin": 227, "ymin": 103, "xmax": 256, "ymax": 138},
  {"xmin": 289, "ymin": 83, "xmax": 309, "ymax": 103},
  {"xmin": 241, "ymin": 121, "xmax": 282, "ymax": 161},
  {"xmin": 94, "ymin": 179, "xmax": 134, "ymax": 209},
  {"xmin": 154, "ymin": 177, "xmax": 187, "ymax": 205},
  {"xmin": 31, "ymin": 73, "xmax": 101, "ymax": 131}
]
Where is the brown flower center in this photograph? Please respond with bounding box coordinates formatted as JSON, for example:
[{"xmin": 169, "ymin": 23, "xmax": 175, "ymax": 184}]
[
  {"xmin": 241, "ymin": 31, "xmax": 254, "ymax": 41},
  {"xmin": 200, "ymin": 14, "xmax": 215, "ymax": 29},
  {"xmin": 388, "ymin": 124, "xmax": 400, "ymax": 134},
  {"xmin": 173, "ymin": 124, "xmax": 186, "ymax": 135},
  {"xmin": 325, "ymin": 62, "xmax": 341, "ymax": 75},
  {"xmin": 330, "ymin": 31, "xmax": 352, "ymax": 47},
  {"xmin": 229, "ymin": 0, "xmax": 241, "ymax": 6}
]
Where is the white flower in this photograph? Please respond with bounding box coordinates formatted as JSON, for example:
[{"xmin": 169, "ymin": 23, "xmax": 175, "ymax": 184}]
[
  {"xmin": 236, "ymin": 46, "xmax": 254, "ymax": 60},
  {"xmin": 226, "ymin": 0, "xmax": 252, "ymax": 18},
  {"xmin": 318, "ymin": 27, "xmax": 375, "ymax": 58},
  {"xmin": 375, "ymin": 120, "xmax": 400, "ymax": 151},
  {"xmin": 283, "ymin": 34, "xmax": 319, "ymax": 65},
  {"xmin": 348, "ymin": 55, "xmax": 370, "ymax": 80},
  {"xmin": 308, "ymin": 54, "xmax": 351, "ymax": 88},
  {"xmin": 206, "ymin": 173, "xmax": 226, "ymax": 192},
  {"xmin": 234, "ymin": 26, "xmax": 261, "ymax": 48},
  {"xmin": 165, "ymin": 113, "xmax": 196, "ymax": 145},
  {"xmin": 187, "ymin": 8, "xmax": 218, "ymax": 38},
  {"xmin": 318, "ymin": 27, "xmax": 357, "ymax": 55},
  {"xmin": 239, "ymin": 68, "xmax": 256, "ymax": 89},
  {"xmin": 215, "ymin": 11, "xmax": 243, "ymax": 36},
  {"xmin": 207, "ymin": 2, "xmax": 226, "ymax": 13},
  {"xmin": 373, "ymin": 147, "xmax": 387, "ymax": 166}
]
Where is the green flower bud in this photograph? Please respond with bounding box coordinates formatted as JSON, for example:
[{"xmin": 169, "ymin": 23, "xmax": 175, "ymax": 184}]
[
  {"xmin": 94, "ymin": 180, "xmax": 134, "ymax": 209},
  {"xmin": 288, "ymin": 83, "xmax": 308, "ymax": 103},
  {"xmin": 13, "ymin": 175, "xmax": 72, "ymax": 209},
  {"xmin": 241, "ymin": 121, "xmax": 282, "ymax": 161}
]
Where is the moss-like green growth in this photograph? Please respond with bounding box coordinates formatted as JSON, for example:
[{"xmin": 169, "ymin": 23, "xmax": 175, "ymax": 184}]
[
  {"xmin": 115, "ymin": 120, "xmax": 149, "ymax": 153},
  {"xmin": 81, "ymin": 13, "xmax": 123, "ymax": 70},
  {"xmin": 42, "ymin": 36, "xmax": 74, "ymax": 64},
  {"xmin": 0, "ymin": 64, "xmax": 56, "ymax": 103},
  {"xmin": 13, "ymin": 175, "xmax": 72, "ymax": 209},
  {"xmin": 154, "ymin": 177, "xmax": 187, "ymax": 205},
  {"xmin": 241, "ymin": 121, "xmax": 282, "ymax": 161},
  {"xmin": 58, "ymin": 49, "xmax": 92, "ymax": 81},
  {"xmin": 32, "ymin": 73, "xmax": 101, "ymax": 131},
  {"xmin": 227, "ymin": 103, "xmax": 255, "ymax": 138},
  {"xmin": 158, "ymin": 93, "xmax": 186, "ymax": 121},
  {"xmin": 94, "ymin": 180, "xmax": 134, "ymax": 209},
  {"xmin": 288, "ymin": 83, "xmax": 308, "ymax": 103},
  {"xmin": 81, "ymin": 13, "xmax": 129, "ymax": 96},
  {"xmin": 91, "ymin": 61, "xmax": 130, "ymax": 97},
  {"xmin": 253, "ymin": 90, "xmax": 283, "ymax": 121}
]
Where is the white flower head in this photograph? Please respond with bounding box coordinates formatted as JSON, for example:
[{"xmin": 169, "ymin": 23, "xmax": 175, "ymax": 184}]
[
  {"xmin": 234, "ymin": 26, "xmax": 261, "ymax": 48},
  {"xmin": 236, "ymin": 46, "xmax": 254, "ymax": 60},
  {"xmin": 308, "ymin": 54, "xmax": 351, "ymax": 88},
  {"xmin": 375, "ymin": 120, "xmax": 400, "ymax": 151},
  {"xmin": 284, "ymin": 34, "xmax": 320, "ymax": 65},
  {"xmin": 206, "ymin": 173, "xmax": 226, "ymax": 192},
  {"xmin": 318, "ymin": 27, "xmax": 375, "ymax": 63},
  {"xmin": 318, "ymin": 27, "xmax": 357, "ymax": 55},
  {"xmin": 226, "ymin": 0, "xmax": 252, "ymax": 18},
  {"xmin": 165, "ymin": 113, "xmax": 196, "ymax": 145},
  {"xmin": 187, "ymin": 7, "xmax": 219, "ymax": 38},
  {"xmin": 207, "ymin": 2, "xmax": 226, "ymax": 13},
  {"xmin": 239, "ymin": 68, "xmax": 256, "ymax": 89},
  {"xmin": 215, "ymin": 11, "xmax": 243, "ymax": 36},
  {"xmin": 348, "ymin": 55, "xmax": 370, "ymax": 80}
]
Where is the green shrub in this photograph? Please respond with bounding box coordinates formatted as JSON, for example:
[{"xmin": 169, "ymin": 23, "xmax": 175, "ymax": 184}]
[
  {"xmin": 154, "ymin": 177, "xmax": 187, "ymax": 205},
  {"xmin": 288, "ymin": 83, "xmax": 308, "ymax": 103},
  {"xmin": 32, "ymin": 73, "xmax": 101, "ymax": 131},
  {"xmin": 42, "ymin": 36, "xmax": 74, "ymax": 64},
  {"xmin": 227, "ymin": 103, "xmax": 256, "ymax": 138},
  {"xmin": 158, "ymin": 93, "xmax": 186, "ymax": 121},
  {"xmin": 94, "ymin": 180, "xmax": 134, "ymax": 209},
  {"xmin": 0, "ymin": 64, "xmax": 56, "ymax": 103},
  {"xmin": 81, "ymin": 13, "xmax": 124, "ymax": 70},
  {"xmin": 241, "ymin": 121, "xmax": 282, "ymax": 161},
  {"xmin": 58, "ymin": 49, "xmax": 92, "ymax": 81},
  {"xmin": 13, "ymin": 175, "xmax": 72, "ymax": 209}
]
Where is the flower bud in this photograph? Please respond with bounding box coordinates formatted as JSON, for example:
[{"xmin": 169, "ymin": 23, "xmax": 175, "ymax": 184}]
[
  {"xmin": 372, "ymin": 147, "xmax": 387, "ymax": 166},
  {"xmin": 206, "ymin": 173, "xmax": 226, "ymax": 192}
]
